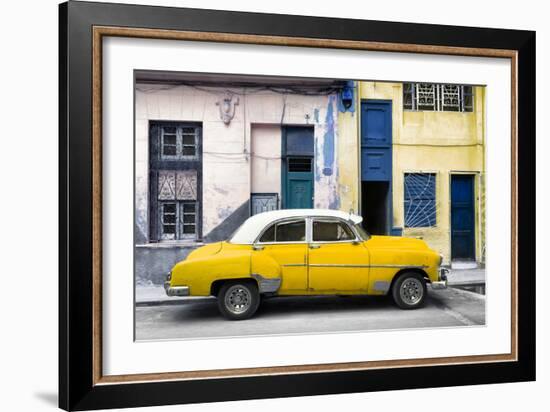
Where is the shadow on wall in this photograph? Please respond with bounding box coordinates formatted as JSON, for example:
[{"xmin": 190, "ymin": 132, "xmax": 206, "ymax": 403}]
[
  {"xmin": 204, "ymin": 200, "xmax": 250, "ymax": 243},
  {"xmin": 135, "ymin": 200, "xmax": 250, "ymax": 285}
]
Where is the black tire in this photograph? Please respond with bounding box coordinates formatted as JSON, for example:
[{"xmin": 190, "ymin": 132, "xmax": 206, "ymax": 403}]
[
  {"xmin": 217, "ymin": 281, "xmax": 260, "ymax": 320},
  {"xmin": 391, "ymin": 272, "xmax": 427, "ymax": 309}
]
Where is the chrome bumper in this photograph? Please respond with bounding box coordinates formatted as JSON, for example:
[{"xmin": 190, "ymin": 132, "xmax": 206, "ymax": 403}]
[
  {"xmin": 164, "ymin": 282, "xmax": 190, "ymax": 297},
  {"xmin": 431, "ymin": 267, "xmax": 449, "ymax": 290},
  {"xmin": 164, "ymin": 273, "xmax": 190, "ymax": 297}
]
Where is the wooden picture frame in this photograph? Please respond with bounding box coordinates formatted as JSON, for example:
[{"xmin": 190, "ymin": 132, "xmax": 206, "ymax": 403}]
[{"xmin": 59, "ymin": 1, "xmax": 535, "ymax": 410}]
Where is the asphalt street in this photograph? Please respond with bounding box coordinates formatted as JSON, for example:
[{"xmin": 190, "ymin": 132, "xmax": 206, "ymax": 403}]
[{"xmin": 135, "ymin": 286, "xmax": 485, "ymax": 341}]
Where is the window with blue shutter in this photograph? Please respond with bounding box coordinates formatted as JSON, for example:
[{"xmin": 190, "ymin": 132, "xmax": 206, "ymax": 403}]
[{"xmin": 404, "ymin": 173, "xmax": 436, "ymax": 228}]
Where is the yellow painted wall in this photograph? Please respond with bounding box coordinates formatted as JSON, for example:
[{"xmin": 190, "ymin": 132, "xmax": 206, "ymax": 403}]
[
  {"xmin": 339, "ymin": 82, "xmax": 486, "ymax": 264},
  {"xmin": 337, "ymin": 83, "xmax": 360, "ymax": 214}
]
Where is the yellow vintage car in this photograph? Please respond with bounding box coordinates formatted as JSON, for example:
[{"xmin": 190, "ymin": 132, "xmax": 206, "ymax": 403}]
[{"xmin": 165, "ymin": 209, "xmax": 449, "ymax": 320}]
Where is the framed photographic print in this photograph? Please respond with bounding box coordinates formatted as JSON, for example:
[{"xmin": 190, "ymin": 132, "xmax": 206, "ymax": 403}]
[{"xmin": 59, "ymin": 1, "xmax": 536, "ymax": 410}]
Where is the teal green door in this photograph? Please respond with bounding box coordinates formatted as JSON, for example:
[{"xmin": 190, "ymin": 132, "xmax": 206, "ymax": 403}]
[
  {"xmin": 286, "ymin": 163, "xmax": 314, "ymax": 209},
  {"xmin": 282, "ymin": 127, "xmax": 314, "ymax": 209}
]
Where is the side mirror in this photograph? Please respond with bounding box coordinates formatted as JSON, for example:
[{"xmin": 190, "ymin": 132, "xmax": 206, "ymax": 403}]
[{"xmin": 252, "ymin": 244, "xmax": 264, "ymax": 251}]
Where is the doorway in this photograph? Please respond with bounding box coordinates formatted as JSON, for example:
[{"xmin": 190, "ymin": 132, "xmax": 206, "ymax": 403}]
[
  {"xmin": 360, "ymin": 100, "xmax": 393, "ymax": 235},
  {"xmin": 282, "ymin": 126, "xmax": 314, "ymax": 209},
  {"xmin": 451, "ymin": 174, "xmax": 476, "ymax": 261},
  {"xmin": 361, "ymin": 181, "xmax": 390, "ymax": 235}
]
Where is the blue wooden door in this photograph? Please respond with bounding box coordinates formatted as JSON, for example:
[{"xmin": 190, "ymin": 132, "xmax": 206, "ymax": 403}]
[
  {"xmin": 361, "ymin": 101, "xmax": 392, "ymax": 181},
  {"xmin": 451, "ymin": 175, "xmax": 476, "ymax": 260},
  {"xmin": 361, "ymin": 101, "xmax": 394, "ymax": 234}
]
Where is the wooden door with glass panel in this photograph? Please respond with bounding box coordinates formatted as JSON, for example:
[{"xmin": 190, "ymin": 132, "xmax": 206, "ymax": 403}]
[{"xmin": 307, "ymin": 218, "xmax": 370, "ymax": 292}]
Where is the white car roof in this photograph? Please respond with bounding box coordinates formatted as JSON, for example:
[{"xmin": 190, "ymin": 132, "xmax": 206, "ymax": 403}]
[{"xmin": 229, "ymin": 209, "xmax": 363, "ymax": 244}]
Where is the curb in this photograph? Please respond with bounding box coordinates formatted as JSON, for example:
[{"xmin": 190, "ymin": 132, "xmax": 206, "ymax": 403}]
[
  {"xmin": 136, "ymin": 297, "xmax": 215, "ymax": 307},
  {"xmin": 446, "ymin": 285, "xmax": 486, "ymax": 300}
]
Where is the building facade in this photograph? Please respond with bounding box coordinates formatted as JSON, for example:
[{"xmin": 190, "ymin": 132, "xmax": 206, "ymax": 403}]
[{"xmin": 135, "ymin": 73, "xmax": 485, "ymax": 284}]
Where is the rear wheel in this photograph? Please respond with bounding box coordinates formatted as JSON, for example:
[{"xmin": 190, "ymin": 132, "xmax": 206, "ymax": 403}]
[
  {"xmin": 217, "ymin": 281, "xmax": 260, "ymax": 320},
  {"xmin": 392, "ymin": 272, "xmax": 427, "ymax": 309}
]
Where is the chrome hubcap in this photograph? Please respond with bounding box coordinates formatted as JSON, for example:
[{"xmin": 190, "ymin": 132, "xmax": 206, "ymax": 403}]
[
  {"xmin": 399, "ymin": 278, "xmax": 423, "ymax": 305},
  {"xmin": 225, "ymin": 285, "xmax": 252, "ymax": 314}
]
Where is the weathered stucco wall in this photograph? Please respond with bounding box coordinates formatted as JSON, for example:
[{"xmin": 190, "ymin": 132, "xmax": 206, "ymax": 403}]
[
  {"xmin": 251, "ymin": 124, "xmax": 282, "ymax": 197},
  {"xmin": 358, "ymin": 82, "xmax": 486, "ymax": 264},
  {"xmin": 135, "ymin": 83, "xmax": 341, "ymax": 282},
  {"xmin": 136, "ymin": 84, "xmax": 340, "ymax": 242},
  {"xmin": 336, "ymin": 83, "xmax": 360, "ymax": 214}
]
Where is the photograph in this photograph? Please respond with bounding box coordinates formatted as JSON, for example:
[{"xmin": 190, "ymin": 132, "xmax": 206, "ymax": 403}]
[{"xmin": 133, "ymin": 71, "xmax": 487, "ymax": 340}]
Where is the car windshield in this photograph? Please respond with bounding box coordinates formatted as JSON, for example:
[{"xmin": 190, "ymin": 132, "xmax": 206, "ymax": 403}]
[{"xmin": 354, "ymin": 223, "xmax": 370, "ymax": 240}]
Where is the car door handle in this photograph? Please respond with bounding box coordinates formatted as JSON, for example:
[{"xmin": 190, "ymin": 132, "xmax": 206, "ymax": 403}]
[{"xmin": 309, "ymin": 244, "xmax": 320, "ymax": 249}]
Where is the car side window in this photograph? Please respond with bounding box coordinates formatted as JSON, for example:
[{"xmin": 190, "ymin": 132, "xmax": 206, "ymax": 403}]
[
  {"xmin": 259, "ymin": 224, "xmax": 275, "ymax": 242},
  {"xmin": 312, "ymin": 220, "xmax": 355, "ymax": 242},
  {"xmin": 259, "ymin": 219, "xmax": 306, "ymax": 243}
]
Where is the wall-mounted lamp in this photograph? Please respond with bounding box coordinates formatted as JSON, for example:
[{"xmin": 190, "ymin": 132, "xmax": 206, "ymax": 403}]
[{"xmin": 338, "ymin": 81, "xmax": 356, "ymax": 113}]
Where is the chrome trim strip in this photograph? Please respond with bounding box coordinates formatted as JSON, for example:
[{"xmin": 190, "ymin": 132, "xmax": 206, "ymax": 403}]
[
  {"xmin": 370, "ymin": 264, "xmax": 429, "ymax": 269},
  {"xmin": 281, "ymin": 263, "xmax": 307, "ymax": 267},
  {"xmin": 309, "ymin": 263, "xmax": 371, "ymax": 268},
  {"xmin": 308, "ymin": 264, "xmax": 429, "ymax": 269}
]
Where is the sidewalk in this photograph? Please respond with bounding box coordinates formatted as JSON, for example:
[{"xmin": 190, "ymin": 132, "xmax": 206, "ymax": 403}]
[
  {"xmin": 136, "ymin": 284, "xmax": 213, "ymax": 306},
  {"xmin": 447, "ymin": 268, "xmax": 485, "ymax": 286}
]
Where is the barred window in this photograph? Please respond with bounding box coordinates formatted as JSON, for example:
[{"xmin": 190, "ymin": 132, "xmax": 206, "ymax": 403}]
[
  {"xmin": 160, "ymin": 125, "xmax": 199, "ymax": 160},
  {"xmin": 158, "ymin": 201, "xmax": 198, "ymax": 240},
  {"xmin": 403, "ymin": 83, "xmax": 474, "ymax": 112},
  {"xmin": 404, "ymin": 173, "xmax": 436, "ymax": 228},
  {"xmin": 150, "ymin": 122, "xmax": 202, "ymax": 242}
]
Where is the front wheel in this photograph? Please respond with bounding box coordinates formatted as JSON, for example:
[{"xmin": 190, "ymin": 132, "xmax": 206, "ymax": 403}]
[
  {"xmin": 392, "ymin": 272, "xmax": 427, "ymax": 309},
  {"xmin": 217, "ymin": 281, "xmax": 260, "ymax": 320}
]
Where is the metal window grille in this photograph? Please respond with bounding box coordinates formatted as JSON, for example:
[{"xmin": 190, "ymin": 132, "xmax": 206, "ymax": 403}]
[
  {"xmin": 403, "ymin": 83, "xmax": 474, "ymax": 112},
  {"xmin": 159, "ymin": 201, "xmax": 178, "ymax": 240},
  {"xmin": 288, "ymin": 157, "xmax": 312, "ymax": 173},
  {"xmin": 441, "ymin": 84, "xmax": 461, "ymax": 112},
  {"xmin": 251, "ymin": 193, "xmax": 279, "ymax": 216},
  {"xmin": 158, "ymin": 200, "xmax": 198, "ymax": 240},
  {"xmin": 404, "ymin": 173, "xmax": 436, "ymax": 228},
  {"xmin": 180, "ymin": 201, "xmax": 197, "ymax": 238},
  {"xmin": 416, "ymin": 83, "xmax": 437, "ymax": 111}
]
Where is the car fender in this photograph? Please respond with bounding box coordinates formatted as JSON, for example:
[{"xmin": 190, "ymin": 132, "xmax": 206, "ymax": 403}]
[{"xmin": 250, "ymin": 252, "xmax": 282, "ymax": 293}]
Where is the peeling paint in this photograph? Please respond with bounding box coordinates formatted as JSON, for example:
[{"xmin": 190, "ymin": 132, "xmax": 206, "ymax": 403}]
[
  {"xmin": 323, "ymin": 96, "xmax": 335, "ymax": 176},
  {"xmin": 328, "ymin": 194, "xmax": 340, "ymax": 210}
]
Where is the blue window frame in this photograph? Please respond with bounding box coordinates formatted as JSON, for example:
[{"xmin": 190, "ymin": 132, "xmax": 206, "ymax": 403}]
[{"xmin": 404, "ymin": 173, "xmax": 436, "ymax": 228}]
